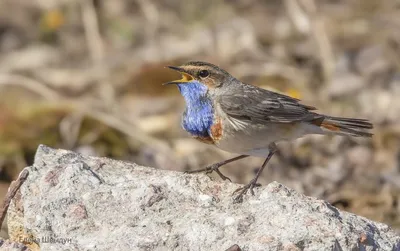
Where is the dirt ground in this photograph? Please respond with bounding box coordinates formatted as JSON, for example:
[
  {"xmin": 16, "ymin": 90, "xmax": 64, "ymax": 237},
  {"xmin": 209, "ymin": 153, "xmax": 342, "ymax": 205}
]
[{"xmin": 0, "ymin": 0, "xmax": 400, "ymax": 237}]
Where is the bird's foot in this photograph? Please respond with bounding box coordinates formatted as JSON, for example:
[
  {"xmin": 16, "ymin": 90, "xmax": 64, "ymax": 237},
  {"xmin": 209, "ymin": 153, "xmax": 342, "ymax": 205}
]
[
  {"xmin": 232, "ymin": 178, "xmax": 261, "ymax": 203},
  {"xmin": 185, "ymin": 164, "xmax": 232, "ymax": 182}
]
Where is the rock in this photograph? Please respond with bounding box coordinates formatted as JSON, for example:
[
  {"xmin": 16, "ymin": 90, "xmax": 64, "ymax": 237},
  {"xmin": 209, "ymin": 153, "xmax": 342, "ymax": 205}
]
[
  {"xmin": 6, "ymin": 145, "xmax": 400, "ymax": 251},
  {"xmin": 0, "ymin": 238, "xmax": 28, "ymax": 251}
]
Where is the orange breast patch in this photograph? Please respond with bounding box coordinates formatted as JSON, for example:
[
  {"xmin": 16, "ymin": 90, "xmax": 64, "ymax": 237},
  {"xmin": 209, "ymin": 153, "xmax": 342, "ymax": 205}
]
[
  {"xmin": 210, "ymin": 119, "xmax": 223, "ymax": 141},
  {"xmin": 191, "ymin": 119, "xmax": 223, "ymax": 145}
]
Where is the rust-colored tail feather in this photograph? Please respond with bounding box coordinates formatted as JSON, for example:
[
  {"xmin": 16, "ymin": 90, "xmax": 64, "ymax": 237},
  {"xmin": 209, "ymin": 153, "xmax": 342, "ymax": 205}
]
[{"xmin": 318, "ymin": 116, "xmax": 373, "ymax": 137}]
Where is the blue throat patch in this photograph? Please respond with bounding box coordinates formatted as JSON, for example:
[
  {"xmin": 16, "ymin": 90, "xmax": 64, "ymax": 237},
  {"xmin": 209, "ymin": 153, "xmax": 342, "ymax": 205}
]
[{"xmin": 177, "ymin": 81, "xmax": 214, "ymax": 138}]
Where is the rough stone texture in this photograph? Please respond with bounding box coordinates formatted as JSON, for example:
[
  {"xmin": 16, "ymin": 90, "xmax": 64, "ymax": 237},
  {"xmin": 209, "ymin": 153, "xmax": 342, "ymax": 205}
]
[
  {"xmin": 6, "ymin": 145, "xmax": 400, "ymax": 251},
  {"xmin": 0, "ymin": 238, "xmax": 28, "ymax": 251}
]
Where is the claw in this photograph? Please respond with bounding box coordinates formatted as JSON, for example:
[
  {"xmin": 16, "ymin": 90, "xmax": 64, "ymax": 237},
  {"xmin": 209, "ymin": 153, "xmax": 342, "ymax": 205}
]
[
  {"xmin": 185, "ymin": 164, "xmax": 232, "ymax": 182},
  {"xmin": 214, "ymin": 169, "xmax": 232, "ymax": 182},
  {"xmin": 232, "ymin": 179, "xmax": 261, "ymax": 203},
  {"xmin": 204, "ymin": 165, "xmax": 215, "ymax": 175}
]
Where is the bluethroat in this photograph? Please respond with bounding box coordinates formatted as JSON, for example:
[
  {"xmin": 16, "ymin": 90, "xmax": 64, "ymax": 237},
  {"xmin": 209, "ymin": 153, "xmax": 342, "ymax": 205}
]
[{"xmin": 164, "ymin": 61, "xmax": 373, "ymax": 203}]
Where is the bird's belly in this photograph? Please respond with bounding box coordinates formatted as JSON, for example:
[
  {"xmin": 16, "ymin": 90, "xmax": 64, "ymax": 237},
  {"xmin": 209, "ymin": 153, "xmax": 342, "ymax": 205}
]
[
  {"xmin": 214, "ymin": 121, "xmax": 311, "ymax": 157},
  {"xmin": 215, "ymin": 128, "xmax": 278, "ymax": 157}
]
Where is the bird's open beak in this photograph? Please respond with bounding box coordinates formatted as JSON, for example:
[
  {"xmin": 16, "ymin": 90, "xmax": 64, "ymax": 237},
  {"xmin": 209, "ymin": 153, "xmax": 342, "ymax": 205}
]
[{"xmin": 163, "ymin": 66, "xmax": 194, "ymax": 85}]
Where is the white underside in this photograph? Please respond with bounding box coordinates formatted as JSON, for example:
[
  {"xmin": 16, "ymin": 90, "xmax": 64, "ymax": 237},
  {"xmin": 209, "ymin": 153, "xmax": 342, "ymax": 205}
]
[{"xmin": 214, "ymin": 116, "xmax": 324, "ymax": 157}]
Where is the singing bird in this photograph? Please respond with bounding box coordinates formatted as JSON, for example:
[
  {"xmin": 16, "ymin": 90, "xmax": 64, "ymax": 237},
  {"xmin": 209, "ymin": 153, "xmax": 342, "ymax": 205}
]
[{"xmin": 164, "ymin": 61, "xmax": 373, "ymax": 202}]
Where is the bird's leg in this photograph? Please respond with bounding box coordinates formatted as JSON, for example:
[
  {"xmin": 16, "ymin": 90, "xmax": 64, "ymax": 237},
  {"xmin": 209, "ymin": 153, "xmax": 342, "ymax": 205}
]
[
  {"xmin": 185, "ymin": 155, "xmax": 249, "ymax": 181},
  {"xmin": 233, "ymin": 144, "xmax": 277, "ymax": 203}
]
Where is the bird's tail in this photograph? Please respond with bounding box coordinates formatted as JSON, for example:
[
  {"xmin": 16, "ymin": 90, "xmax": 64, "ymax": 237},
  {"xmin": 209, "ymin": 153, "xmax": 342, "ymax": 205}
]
[{"xmin": 314, "ymin": 116, "xmax": 373, "ymax": 137}]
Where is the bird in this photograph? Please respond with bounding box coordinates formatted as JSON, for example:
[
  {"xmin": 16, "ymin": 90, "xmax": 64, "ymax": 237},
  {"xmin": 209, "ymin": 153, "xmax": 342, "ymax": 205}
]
[{"xmin": 164, "ymin": 61, "xmax": 373, "ymax": 203}]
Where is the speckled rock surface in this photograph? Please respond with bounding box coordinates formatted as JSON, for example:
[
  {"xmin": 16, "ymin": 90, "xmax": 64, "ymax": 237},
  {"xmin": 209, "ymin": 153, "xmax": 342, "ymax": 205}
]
[
  {"xmin": 0, "ymin": 238, "xmax": 29, "ymax": 251},
  {"xmin": 6, "ymin": 145, "xmax": 400, "ymax": 251}
]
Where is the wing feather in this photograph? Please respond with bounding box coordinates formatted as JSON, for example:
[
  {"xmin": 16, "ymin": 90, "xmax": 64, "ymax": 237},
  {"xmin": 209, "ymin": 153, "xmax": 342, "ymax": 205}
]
[{"xmin": 217, "ymin": 84, "xmax": 321, "ymax": 123}]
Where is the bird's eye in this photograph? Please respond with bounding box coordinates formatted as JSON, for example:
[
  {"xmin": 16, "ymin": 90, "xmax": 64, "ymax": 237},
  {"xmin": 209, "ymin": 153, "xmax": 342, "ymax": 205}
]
[{"xmin": 198, "ymin": 70, "xmax": 210, "ymax": 78}]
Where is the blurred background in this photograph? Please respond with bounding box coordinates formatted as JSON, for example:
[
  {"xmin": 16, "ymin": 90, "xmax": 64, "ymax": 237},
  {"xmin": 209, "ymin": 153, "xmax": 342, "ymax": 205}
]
[{"xmin": 1, "ymin": 0, "xmax": 400, "ymax": 237}]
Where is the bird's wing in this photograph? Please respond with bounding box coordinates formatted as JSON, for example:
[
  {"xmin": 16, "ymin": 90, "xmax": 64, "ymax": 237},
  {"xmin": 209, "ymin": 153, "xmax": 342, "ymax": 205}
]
[{"xmin": 217, "ymin": 85, "xmax": 322, "ymax": 123}]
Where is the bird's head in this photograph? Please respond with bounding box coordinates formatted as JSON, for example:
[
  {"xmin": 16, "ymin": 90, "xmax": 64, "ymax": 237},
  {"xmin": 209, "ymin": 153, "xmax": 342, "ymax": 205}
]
[{"xmin": 163, "ymin": 61, "xmax": 233, "ymax": 97}]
